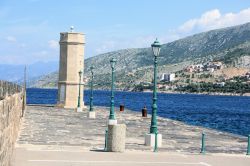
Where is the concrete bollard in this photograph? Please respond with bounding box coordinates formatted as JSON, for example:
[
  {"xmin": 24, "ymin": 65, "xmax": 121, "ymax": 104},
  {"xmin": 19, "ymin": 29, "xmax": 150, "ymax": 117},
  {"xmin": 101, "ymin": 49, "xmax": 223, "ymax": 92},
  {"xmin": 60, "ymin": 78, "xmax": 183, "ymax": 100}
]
[
  {"xmin": 120, "ymin": 104, "xmax": 124, "ymax": 112},
  {"xmin": 142, "ymin": 106, "xmax": 147, "ymax": 117},
  {"xmin": 107, "ymin": 124, "xmax": 126, "ymax": 152}
]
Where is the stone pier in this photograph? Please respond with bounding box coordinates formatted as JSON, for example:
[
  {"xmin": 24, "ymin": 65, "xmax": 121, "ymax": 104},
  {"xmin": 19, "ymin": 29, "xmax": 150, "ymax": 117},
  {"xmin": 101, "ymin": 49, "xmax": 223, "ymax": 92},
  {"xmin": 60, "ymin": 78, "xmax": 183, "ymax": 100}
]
[
  {"xmin": 13, "ymin": 105, "xmax": 250, "ymax": 166},
  {"xmin": 16, "ymin": 105, "xmax": 248, "ymax": 153}
]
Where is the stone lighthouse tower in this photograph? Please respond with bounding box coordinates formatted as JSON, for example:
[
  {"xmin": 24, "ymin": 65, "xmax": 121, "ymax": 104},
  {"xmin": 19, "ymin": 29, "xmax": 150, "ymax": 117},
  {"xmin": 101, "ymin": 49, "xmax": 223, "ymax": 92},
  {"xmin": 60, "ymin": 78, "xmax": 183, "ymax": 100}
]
[{"xmin": 57, "ymin": 27, "xmax": 85, "ymax": 110}]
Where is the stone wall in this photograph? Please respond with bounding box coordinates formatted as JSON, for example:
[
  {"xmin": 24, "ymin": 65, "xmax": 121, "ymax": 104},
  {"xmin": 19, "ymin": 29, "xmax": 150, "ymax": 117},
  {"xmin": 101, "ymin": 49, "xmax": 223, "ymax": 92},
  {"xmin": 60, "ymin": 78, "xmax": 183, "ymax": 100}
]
[
  {"xmin": 0, "ymin": 81, "xmax": 23, "ymax": 166},
  {"xmin": 0, "ymin": 81, "xmax": 22, "ymax": 100}
]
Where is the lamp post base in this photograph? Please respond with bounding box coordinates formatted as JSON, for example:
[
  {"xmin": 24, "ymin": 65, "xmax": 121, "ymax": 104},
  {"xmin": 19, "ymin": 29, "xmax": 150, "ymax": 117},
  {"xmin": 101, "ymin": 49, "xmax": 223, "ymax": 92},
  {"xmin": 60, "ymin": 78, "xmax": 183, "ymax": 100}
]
[
  {"xmin": 76, "ymin": 107, "xmax": 83, "ymax": 112},
  {"xmin": 145, "ymin": 133, "xmax": 162, "ymax": 147},
  {"xmin": 108, "ymin": 119, "xmax": 117, "ymax": 125},
  {"xmin": 88, "ymin": 111, "xmax": 96, "ymax": 119}
]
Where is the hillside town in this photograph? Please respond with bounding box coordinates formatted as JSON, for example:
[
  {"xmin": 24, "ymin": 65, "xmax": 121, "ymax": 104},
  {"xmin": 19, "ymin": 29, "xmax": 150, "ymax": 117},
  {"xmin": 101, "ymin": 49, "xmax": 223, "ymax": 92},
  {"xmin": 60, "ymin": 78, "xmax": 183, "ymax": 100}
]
[
  {"xmin": 135, "ymin": 61, "xmax": 250, "ymax": 95},
  {"xmin": 184, "ymin": 61, "xmax": 223, "ymax": 73}
]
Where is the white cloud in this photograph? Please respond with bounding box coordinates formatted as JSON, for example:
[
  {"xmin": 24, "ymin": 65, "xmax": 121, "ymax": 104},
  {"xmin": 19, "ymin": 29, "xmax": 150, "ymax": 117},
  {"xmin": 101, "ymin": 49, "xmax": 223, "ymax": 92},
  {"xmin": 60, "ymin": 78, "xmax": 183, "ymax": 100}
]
[
  {"xmin": 94, "ymin": 8, "xmax": 250, "ymax": 56},
  {"xmin": 6, "ymin": 36, "xmax": 17, "ymax": 42},
  {"xmin": 177, "ymin": 8, "xmax": 250, "ymax": 35},
  {"xmin": 48, "ymin": 40, "xmax": 58, "ymax": 49}
]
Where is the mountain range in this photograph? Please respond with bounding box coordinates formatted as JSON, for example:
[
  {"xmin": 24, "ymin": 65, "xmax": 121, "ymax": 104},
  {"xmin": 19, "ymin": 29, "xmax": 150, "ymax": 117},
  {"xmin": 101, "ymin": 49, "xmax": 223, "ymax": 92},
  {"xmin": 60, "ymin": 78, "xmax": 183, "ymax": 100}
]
[
  {"xmin": 0, "ymin": 61, "xmax": 58, "ymax": 84},
  {"xmin": 25, "ymin": 23, "xmax": 250, "ymax": 89}
]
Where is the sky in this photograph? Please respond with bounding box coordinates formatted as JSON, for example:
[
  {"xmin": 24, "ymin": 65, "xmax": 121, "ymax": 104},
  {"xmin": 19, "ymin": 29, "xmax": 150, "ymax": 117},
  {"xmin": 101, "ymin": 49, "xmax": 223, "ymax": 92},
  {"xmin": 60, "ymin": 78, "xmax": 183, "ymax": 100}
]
[{"xmin": 1, "ymin": 0, "xmax": 250, "ymax": 65}]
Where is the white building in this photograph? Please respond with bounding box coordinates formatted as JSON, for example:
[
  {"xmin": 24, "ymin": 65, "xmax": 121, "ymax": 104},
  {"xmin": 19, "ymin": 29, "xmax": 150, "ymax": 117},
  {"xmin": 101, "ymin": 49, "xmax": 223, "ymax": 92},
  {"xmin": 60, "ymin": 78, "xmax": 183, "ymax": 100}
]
[
  {"xmin": 161, "ymin": 73, "xmax": 175, "ymax": 82},
  {"xmin": 208, "ymin": 68, "xmax": 215, "ymax": 73},
  {"xmin": 215, "ymin": 82, "xmax": 225, "ymax": 87}
]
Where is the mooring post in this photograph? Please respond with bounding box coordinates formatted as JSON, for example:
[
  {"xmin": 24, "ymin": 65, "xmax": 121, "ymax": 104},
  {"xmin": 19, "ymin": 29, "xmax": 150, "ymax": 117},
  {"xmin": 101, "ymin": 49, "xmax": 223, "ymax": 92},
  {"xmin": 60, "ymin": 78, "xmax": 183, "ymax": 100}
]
[
  {"xmin": 120, "ymin": 104, "xmax": 124, "ymax": 112},
  {"xmin": 200, "ymin": 132, "xmax": 205, "ymax": 154},
  {"xmin": 154, "ymin": 131, "xmax": 158, "ymax": 152},
  {"xmin": 142, "ymin": 106, "xmax": 147, "ymax": 117},
  {"xmin": 247, "ymin": 134, "xmax": 250, "ymax": 155},
  {"xmin": 104, "ymin": 129, "xmax": 108, "ymax": 151}
]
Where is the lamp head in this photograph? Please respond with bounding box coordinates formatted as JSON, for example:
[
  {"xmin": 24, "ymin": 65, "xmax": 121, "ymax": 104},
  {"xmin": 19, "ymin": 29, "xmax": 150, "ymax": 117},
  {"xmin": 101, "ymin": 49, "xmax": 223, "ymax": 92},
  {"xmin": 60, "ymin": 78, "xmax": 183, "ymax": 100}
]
[
  {"xmin": 90, "ymin": 66, "xmax": 94, "ymax": 72},
  {"xmin": 78, "ymin": 70, "xmax": 82, "ymax": 76},
  {"xmin": 110, "ymin": 58, "xmax": 117, "ymax": 68},
  {"xmin": 151, "ymin": 38, "xmax": 161, "ymax": 57}
]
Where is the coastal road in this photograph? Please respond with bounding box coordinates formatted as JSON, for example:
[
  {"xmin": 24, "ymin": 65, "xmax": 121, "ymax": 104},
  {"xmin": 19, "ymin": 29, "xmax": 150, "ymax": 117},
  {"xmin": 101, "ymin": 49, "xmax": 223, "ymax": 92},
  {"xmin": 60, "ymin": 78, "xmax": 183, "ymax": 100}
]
[{"xmin": 13, "ymin": 145, "xmax": 250, "ymax": 166}]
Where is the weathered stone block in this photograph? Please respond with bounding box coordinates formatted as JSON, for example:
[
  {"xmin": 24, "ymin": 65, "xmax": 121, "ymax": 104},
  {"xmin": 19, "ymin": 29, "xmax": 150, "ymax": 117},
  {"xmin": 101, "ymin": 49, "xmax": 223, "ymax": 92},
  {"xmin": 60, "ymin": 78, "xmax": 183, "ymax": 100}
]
[{"xmin": 107, "ymin": 124, "xmax": 126, "ymax": 152}]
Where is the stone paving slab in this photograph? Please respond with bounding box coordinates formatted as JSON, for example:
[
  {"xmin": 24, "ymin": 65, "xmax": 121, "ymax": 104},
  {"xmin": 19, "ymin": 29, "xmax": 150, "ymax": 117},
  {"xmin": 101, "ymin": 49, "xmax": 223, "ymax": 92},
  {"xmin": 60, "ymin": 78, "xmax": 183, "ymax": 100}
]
[{"xmin": 16, "ymin": 106, "xmax": 248, "ymax": 154}]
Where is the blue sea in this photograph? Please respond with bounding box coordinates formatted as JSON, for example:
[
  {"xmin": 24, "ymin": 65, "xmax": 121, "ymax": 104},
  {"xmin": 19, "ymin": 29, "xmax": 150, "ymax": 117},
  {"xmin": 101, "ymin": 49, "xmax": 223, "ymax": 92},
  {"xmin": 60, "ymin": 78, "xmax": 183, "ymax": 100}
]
[{"xmin": 27, "ymin": 88, "xmax": 250, "ymax": 137}]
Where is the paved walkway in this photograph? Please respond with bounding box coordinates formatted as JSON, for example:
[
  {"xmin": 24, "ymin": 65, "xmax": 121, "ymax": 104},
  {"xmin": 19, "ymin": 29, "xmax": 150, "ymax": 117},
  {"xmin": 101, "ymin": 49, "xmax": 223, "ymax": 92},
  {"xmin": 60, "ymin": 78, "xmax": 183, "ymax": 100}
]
[
  {"xmin": 13, "ymin": 106, "xmax": 250, "ymax": 165},
  {"xmin": 13, "ymin": 145, "xmax": 250, "ymax": 166}
]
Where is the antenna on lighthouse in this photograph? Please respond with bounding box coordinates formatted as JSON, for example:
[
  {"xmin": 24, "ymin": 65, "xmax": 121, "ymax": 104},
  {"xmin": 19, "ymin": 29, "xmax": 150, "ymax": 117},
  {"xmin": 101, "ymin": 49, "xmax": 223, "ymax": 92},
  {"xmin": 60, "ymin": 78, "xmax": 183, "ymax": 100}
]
[{"xmin": 70, "ymin": 26, "xmax": 74, "ymax": 32}]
